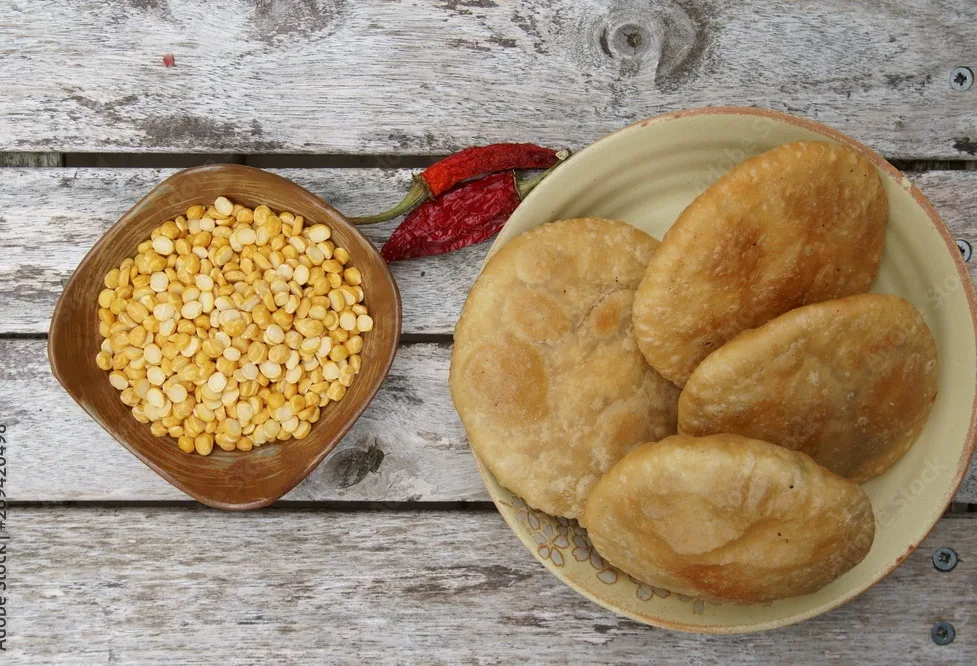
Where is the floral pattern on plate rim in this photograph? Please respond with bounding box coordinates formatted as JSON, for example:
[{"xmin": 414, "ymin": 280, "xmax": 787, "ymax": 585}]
[{"xmin": 499, "ymin": 493, "xmax": 723, "ymax": 614}]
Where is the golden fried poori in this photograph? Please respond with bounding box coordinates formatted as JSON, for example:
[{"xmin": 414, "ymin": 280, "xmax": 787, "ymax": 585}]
[
  {"xmin": 632, "ymin": 141, "xmax": 888, "ymax": 387},
  {"xmin": 450, "ymin": 218, "xmax": 680, "ymax": 519},
  {"xmin": 583, "ymin": 434, "xmax": 876, "ymax": 603},
  {"xmin": 678, "ymin": 294, "xmax": 938, "ymax": 482}
]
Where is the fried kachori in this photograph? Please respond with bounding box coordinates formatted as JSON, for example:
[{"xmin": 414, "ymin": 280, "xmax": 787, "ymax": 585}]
[
  {"xmin": 583, "ymin": 434, "xmax": 876, "ymax": 603},
  {"xmin": 678, "ymin": 294, "xmax": 938, "ymax": 482},
  {"xmin": 450, "ymin": 218, "xmax": 680, "ymax": 519},
  {"xmin": 632, "ymin": 141, "xmax": 888, "ymax": 387}
]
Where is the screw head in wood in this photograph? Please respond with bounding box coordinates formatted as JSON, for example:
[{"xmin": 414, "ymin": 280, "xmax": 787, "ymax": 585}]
[
  {"xmin": 950, "ymin": 67, "xmax": 973, "ymax": 92},
  {"xmin": 957, "ymin": 239, "xmax": 972, "ymax": 262},
  {"xmin": 933, "ymin": 547, "xmax": 959, "ymax": 571},
  {"xmin": 931, "ymin": 621, "xmax": 956, "ymax": 645}
]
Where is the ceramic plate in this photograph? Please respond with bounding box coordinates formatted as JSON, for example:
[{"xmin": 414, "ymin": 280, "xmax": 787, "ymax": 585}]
[{"xmin": 470, "ymin": 107, "xmax": 977, "ymax": 633}]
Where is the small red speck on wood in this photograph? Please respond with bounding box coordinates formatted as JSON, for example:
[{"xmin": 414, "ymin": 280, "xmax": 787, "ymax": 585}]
[{"xmin": 162, "ymin": 54, "xmax": 175, "ymax": 68}]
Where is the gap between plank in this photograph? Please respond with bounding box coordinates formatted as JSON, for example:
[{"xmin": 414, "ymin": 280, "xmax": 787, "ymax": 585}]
[
  {"xmin": 2, "ymin": 152, "xmax": 977, "ymax": 171},
  {"xmin": 2, "ymin": 152, "xmax": 445, "ymax": 169},
  {"xmin": 0, "ymin": 331, "xmax": 48, "ymax": 340},
  {"xmin": 8, "ymin": 500, "xmax": 976, "ymax": 514},
  {"xmin": 10, "ymin": 499, "xmax": 498, "ymax": 512},
  {"xmin": 0, "ymin": 331, "xmax": 452, "ymax": 344}
]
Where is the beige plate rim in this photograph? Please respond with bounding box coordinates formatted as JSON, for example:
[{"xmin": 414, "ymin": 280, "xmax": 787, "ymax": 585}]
[{"xmin": 470, "ymin": 105, "xmax": 977, "ymax": 634}]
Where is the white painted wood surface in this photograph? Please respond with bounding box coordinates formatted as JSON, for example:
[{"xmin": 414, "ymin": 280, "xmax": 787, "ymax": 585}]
[
  {"xmin": 4, "ymin": 0, "xmax": 977, "ymax": 658},
  {"xmin": 12, "ymin": 508, "xmax": 976, "ymax": 663},
  {"xmin": 2, "ymin": 168, "xmax": 977, "ymax": 337},
  {"xmin": 1, "ymin": 1, "xmax": 975, "ymax": 158},
  {"xmin": 4, "ymin": 335, "xmax": 976, "ymax": 504}
]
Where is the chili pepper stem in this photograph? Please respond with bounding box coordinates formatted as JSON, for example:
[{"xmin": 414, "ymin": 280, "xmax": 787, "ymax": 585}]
[
  {"xmin": 346, "ymin": 177, "xmax": 430, "ymax": 225},
  {"xmin": 516, "ymin": 149, "xmax": 571, "ymax": 199}
]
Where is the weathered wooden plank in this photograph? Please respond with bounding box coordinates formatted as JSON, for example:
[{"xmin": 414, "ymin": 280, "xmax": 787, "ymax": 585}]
[
  {"xmin": 0, "ymin": 338, "xmax": 483, "ymax": 503},
  {"xmin": 3, "ymin": 168, "xmax": 977, "ymax": 337},
  {"xmin": 0, "ymin": 167, "xmax": 473, "ymax": 336},
  {"xmin": 3, "ymin": 337, "xmax": 976, "ymax": 504},
  {"xmin": 0, "ymin": 152, "xmax": 60, "ymax": 167},
  {"xmin": 1, "ymin": 1, "xmax": 975, "ymax": 158},
  {"xmin": 12, "ymin": 508, "xmax": 977, "ymax": 663}
]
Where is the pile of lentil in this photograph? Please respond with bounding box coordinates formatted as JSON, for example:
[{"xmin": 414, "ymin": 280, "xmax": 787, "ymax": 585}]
[{"xmin": 95, "ymin": 196, "xmax": 374, "ymax": 456}]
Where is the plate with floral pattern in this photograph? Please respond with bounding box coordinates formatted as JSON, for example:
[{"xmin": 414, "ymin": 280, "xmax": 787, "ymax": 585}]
[{"xmin": 468, "ymin": 108, "xmax": 977, "ymax": 633}]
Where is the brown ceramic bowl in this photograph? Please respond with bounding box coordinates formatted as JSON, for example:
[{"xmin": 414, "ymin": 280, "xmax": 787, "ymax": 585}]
[{"xmin": 48, "ymin": 165, "xmax": 402, "ymax": 509}]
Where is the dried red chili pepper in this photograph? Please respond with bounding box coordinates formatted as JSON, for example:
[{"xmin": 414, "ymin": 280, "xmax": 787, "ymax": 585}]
[
  {"xmin": 422, "ymin": 142, "xmax": 557, "ymax": 197},
  {"xmin": 381, "ymin": 153, "xmax": 568, "ymax": 262},
  {"xmin": 348, "ymin": 142, "xmax": 560, "ymax": 224}
]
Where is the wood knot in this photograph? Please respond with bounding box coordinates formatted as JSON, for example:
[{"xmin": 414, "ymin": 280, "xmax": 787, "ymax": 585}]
[
  {"xmin": 600, "ymin": 23, "xmax": 654, "ymax": 60},
  {"xmin": 250, "ymin": 0, "xmax": 348, "ymax": 42},
  {"xmin": 326, "ymin": 439, "xmax": 386, "ymax": 489},
  {"xmin": 581, "ymin": 0, "xmax": 712, "ymax": 90}
]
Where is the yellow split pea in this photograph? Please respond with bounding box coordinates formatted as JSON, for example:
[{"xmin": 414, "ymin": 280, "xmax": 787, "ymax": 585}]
[{"xmin": 95, "ymin": 196, "xmax": 375, "ymax": 455}]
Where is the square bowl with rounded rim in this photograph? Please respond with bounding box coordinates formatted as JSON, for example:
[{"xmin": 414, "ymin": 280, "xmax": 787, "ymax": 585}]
[
  {"xmin": 469, "ymin": 107, "xmax": 977, "ymax": 633},
  {"xmin": 48, "ymin": 164, "xmax": 402, "ymax": 510}
]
